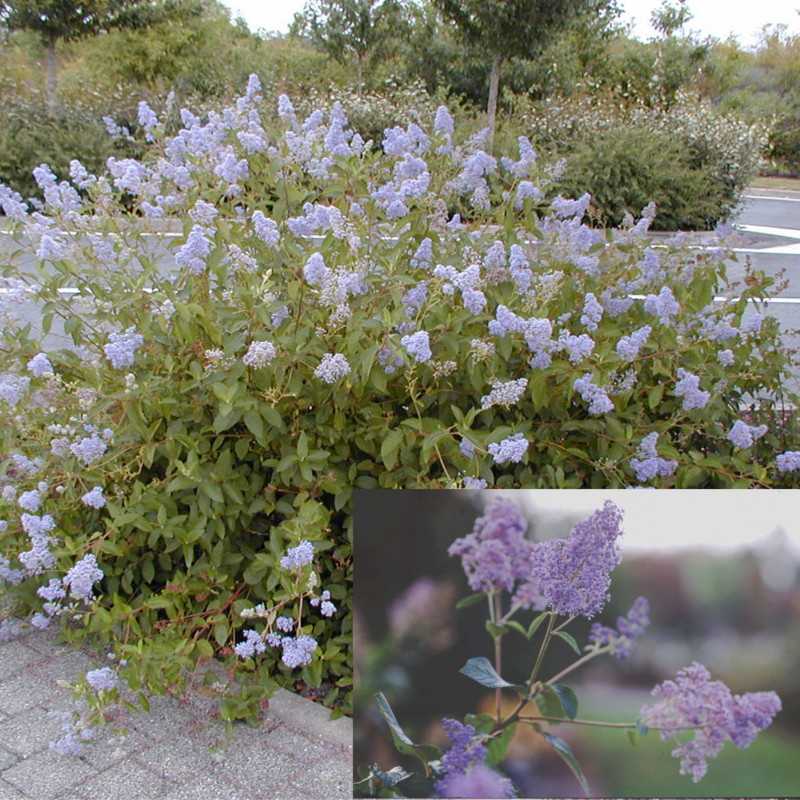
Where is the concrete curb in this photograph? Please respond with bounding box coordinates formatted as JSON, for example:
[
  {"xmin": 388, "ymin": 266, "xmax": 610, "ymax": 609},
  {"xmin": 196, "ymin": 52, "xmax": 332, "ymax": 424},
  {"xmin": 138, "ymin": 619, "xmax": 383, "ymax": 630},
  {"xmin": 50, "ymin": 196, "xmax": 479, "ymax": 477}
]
[{"xmin": 268, "ymin": 689, "xmax": 352, "ymax": 751}]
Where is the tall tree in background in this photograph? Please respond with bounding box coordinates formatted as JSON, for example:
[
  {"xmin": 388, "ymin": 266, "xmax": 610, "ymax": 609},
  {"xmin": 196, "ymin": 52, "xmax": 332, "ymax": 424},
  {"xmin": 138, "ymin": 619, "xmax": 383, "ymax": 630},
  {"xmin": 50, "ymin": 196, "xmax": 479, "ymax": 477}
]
[
  {"xmin": 433, "ymin": 0, "xmax": 601, "ymax": 148},
  {"xmin": 650, "ymin": 0, "xmax": 692, "ymax": 39},
  {"xmin": 0, "ymin": 0, "xmax": 199, "ymax": 111},
  {"xmin": 292, "ymin": 0, "xmax": 407, "ymax": 94}
]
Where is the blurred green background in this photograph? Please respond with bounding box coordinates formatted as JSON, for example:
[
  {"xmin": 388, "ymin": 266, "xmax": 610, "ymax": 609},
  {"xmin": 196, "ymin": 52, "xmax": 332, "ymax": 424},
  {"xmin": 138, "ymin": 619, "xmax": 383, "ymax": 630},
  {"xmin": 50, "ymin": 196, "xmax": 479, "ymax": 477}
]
[{"xmin": 354, "ymin": 490, "xmax": 800, "ymax": 797}]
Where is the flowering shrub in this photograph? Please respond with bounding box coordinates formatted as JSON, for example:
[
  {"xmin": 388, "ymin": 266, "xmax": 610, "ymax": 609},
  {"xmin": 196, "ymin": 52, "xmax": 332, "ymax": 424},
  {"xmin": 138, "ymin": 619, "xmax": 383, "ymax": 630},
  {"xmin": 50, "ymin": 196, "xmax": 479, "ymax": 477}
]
[
  {"xmin": 292, "ymin": 79, "xmax": 443, "ymax": 152},
  {"xmin": 357, "ymin": 498, "xmax": 782, "ymax": 797},
  {"xmin": 0, "ymin": 74, "xmax": 799, "ymax": 745},
  {"xmin": 510, "ymin": 91, "xmax": 769, "ymax": 229}
]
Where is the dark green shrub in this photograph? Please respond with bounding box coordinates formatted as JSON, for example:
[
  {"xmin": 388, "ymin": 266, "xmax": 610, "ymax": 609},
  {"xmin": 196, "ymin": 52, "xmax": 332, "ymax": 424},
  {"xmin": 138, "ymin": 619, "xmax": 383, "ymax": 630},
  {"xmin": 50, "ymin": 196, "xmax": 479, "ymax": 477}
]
[
  {"xmin": 558, "ymin": 125, "xmax": 734, "ymax": 230},
  {"xmin": 767, "ymin": 115, "xmax": 800, "ymax": 175}
]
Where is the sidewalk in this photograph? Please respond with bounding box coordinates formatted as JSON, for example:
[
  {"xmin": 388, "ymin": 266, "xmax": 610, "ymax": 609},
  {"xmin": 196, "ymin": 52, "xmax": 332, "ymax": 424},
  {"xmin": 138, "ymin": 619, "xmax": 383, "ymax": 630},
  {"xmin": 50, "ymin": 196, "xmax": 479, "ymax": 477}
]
[{"xmin": 0, "ymin": 624, "xmax": 352, "ymax": 800}]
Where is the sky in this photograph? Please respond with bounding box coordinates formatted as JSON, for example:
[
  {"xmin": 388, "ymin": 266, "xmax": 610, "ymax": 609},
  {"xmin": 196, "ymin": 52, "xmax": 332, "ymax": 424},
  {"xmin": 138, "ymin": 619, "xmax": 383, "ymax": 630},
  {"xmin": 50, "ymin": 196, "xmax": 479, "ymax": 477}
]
[
  {"xmin": 497, "ymin": 490, "xmax": 800, "ymax": 555},
  {"xmin": 221, "ymin": 0, "xmax": 799, "ymax": 46}
]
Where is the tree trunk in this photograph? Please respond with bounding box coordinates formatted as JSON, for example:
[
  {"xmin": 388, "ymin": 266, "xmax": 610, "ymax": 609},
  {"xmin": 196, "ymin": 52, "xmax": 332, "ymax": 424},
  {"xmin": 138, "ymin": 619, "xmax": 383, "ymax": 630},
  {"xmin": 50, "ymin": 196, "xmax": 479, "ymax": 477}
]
[
  {"xmin": 45, "ymin": 35, "xmax": 58, "ymax": 114},
  {"xmin": 356, "ymin": 53, "xmax": 364, "ymax": 97},
  {"xmin": 486, "ymin": 54, "xmax": 501, "ymax": 152}
]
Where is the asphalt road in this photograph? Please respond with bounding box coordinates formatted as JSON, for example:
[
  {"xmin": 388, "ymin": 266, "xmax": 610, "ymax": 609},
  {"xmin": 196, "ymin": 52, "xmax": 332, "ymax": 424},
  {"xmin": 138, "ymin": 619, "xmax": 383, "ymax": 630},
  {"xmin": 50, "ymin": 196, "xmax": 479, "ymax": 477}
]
[{"xmin": 1, "ymin": 189, "xmax": 799, "ymax": 354}]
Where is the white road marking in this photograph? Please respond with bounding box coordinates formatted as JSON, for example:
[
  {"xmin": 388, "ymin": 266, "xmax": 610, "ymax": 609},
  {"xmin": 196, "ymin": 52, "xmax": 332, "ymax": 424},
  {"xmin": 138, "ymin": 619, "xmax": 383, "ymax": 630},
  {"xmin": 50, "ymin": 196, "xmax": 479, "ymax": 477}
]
[
  {"xmin": 736, "ymin": 224, "xmax": 800, "ymax": 240},
  {"xmin": 744, "ymin": 194, "xmax": 800, "ymax": 202},
  {"xmin": 733, "ymin": 244, "xmax": 800, "ymax": 256},
  {"xmin": 628, "ymin": 293, "xmax": 800, "ymax": 305},
  {"xmin": 0, "ymin": 289, "xmax": 796, "ymax": 304}
]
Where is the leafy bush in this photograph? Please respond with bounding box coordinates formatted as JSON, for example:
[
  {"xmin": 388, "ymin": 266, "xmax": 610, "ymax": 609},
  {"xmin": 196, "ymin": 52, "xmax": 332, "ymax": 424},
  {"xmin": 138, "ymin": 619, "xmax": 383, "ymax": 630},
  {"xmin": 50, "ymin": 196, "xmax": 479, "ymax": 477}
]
[
  {"xmin": 513, "ymin": 91, "xmax": 768, "ymax": 229},
  {"xmin": 1, "ymin": 75, "xmax": 799, "ymax": 748},
  {"xmin": 766, "ymin": 115, "xmax": 800, "ymax": 175},
  {"xmin": 557, "ymin": 125, "xmax": 729, "ymax": 230},
  {"xmin": 0, "ymin": 74, "xmax": 161, "ymax": 201},
  {"xmin": 0, "ymin": 91, "xmax": 128, "ymax": 202}
]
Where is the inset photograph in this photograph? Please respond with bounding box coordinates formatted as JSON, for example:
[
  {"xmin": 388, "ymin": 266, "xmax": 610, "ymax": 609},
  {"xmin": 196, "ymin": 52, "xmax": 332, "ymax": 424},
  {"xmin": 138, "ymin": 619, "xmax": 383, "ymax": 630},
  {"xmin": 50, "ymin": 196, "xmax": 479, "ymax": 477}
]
[{"xmin": 354, "ymin": 490, "xmax": 799, "ymax": 798}]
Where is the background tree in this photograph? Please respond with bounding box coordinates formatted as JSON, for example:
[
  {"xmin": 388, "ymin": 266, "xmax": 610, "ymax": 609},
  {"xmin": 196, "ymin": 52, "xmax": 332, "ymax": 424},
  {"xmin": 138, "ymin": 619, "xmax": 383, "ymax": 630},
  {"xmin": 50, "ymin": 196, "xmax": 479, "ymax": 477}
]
[
  {"xmin": 432, "ymin": 0, "xmax": 607, "ymax": 148},
  {"xmin": 0, "ymin": 0, "xmax": 200, "ymax": 111},
  {"xmin": 650, "ymin": 0, "xmax": 692, "ymax": 39},
  {"xmin": 291, "ymin": 0, "xmax": 407, "ymax": 94}
]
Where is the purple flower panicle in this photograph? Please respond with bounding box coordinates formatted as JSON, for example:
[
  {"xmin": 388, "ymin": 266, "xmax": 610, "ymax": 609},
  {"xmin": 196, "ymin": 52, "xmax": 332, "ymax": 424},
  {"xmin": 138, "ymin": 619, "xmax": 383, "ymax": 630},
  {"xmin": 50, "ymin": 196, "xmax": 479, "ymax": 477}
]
[
  {"xmin": 589, "ymin": 596, "xmax": 650, "ymax": 659},
  {"xmin": 641, "ymin": 662, "xmax": 781, "ymax": 783},
  {"xmin": 448, "ymin": 498, "xmax": 532, "ymax": 594},
  {"xmin": 530, "ymin": 501, "xmax": 624, "ymax": 618}
]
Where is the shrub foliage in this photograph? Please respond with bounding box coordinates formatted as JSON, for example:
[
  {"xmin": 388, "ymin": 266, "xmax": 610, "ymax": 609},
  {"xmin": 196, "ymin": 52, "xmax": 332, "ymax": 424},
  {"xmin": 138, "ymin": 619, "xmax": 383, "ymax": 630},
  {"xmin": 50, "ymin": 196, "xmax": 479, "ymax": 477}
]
[{"xmin": 0, "ymin": 77, "xmax": 798, "ymax": 729}]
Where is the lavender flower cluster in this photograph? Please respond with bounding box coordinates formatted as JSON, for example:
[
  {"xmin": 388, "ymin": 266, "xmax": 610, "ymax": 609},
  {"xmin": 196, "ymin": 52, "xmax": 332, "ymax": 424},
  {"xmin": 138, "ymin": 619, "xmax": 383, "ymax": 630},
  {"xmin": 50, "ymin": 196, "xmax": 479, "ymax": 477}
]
[
  {"xmin": 630, "ymin": 433, "xmax": 678, "ymax": 483},
  {"xmin": 530, "ymin": 500, "xmax": 624, "ymax": 617},
  {"xmin": 641, "ymin": 662, "xmax": 781, "ymax": 782},
  {"xmin": 450, "ymin": 498, "xmax": 624, "ymax": 618},
  {"xmin": 233, "ymin": 540, "xmax": 335, "ymax": 670},
  {"xmin": 589, "ymin": 596, "xmax": 650, "ymax": 658},
  {"xmin": 435, "ymin": 719, "xmax": 514, "ymax": 799}
]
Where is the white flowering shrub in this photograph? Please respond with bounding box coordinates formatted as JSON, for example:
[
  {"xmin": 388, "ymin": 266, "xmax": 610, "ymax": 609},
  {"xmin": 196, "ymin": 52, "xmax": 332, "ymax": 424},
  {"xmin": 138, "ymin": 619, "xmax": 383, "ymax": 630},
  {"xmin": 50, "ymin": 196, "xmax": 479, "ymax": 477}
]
[
  {"xmin": 512, "ymin": 91, "xmax": 769, "ymax": 229},
  {"xmin": 0, "ymin": 74, "xmax": 799, "ymax": 743}
]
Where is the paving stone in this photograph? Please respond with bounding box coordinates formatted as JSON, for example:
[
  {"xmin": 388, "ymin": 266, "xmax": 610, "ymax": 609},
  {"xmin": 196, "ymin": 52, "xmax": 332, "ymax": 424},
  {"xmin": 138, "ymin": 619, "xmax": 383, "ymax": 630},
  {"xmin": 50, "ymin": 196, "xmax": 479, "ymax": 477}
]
[
  {"xmin": 287, "ymin": 765, "xmax": 353, "ymax": 800},
  {"xmin": 75, "ymin": 760, "xmax": 169, "ymax": 800},
  {"xmin": 0, "ymin": 705, "xmax": 65, "ymax": 757},
  {"xmin": 0, "ymin": 747, "xmax": 18, "ymax": 771},
  {"xmin": 0, "ymin": 673, "xmax": 60, "ymax": 716},
  {"xmin": 0, "ymin": 780, "xmax": 26, "ymax": 800},
  {"xmin": 128, "ymin": 695, "xmax": 205, "ymax": 743},
  {"xmin": 0, "ymin": 644, "xmax": 40, "ymax": 680},
  {"xmin": 158, "ymin": 771, "xmax": 250, "ymax": 800},
  {"xmin": 267, "ymin": 690, "xmax": 352, "ymax": 749},
  {"xmin": 201, "ymin": 732, "xmax": 301, "ymax": 789},
  {"xmin": 18, "ymin": 626, "xmax": 61, "ymax": 655},
  {"xmin": 0, "ymin": 624, "xmax": 352, "ymax": 800},
  {"xmin": 133, "ymin": 734, "xmax": 225, "ymax": 782},
  {"xmin": 77, "ymin": 724, "xmax": 151, "ymax": 773},
  {"xmin": 286, "ymin": 759, "xmax": 353, "ymax": 800},
  {"xmin": 268, "ymin": 726, "xmax": 340, "ymax": 765},
  {"xmin": 32, "ymin": 649, "xmax": 96, "ymax": 687},
  {"xmin": 1, "ymin": 750, "xmax": 94, "ymax": 800},
  {"xmin": 188, "ymin": 714, "xmax": 282, "ymax": 755}
]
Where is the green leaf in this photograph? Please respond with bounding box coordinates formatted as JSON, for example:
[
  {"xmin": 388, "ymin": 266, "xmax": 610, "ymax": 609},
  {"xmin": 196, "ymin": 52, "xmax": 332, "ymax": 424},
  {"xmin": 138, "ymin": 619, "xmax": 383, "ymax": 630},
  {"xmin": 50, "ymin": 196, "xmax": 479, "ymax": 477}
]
[
  {"xmin": 543, "ymin": 733, "xmax": 590, "ymax": 795},
  {"xmin": 536, "ymin": 686, "xmax": 564, "ymax": 719},
  {"xmin": 527, "ymin": 611, "xmax": 549, "ymax": 639},
  {"xmin": 297, "ymin": 431, "xmax": 309, "ymax": 460},
  {"xmin": 647, "ymin": 384, "xmax": 664, "ymax": 410},
  {"xmin": 201, "ymin": 482, "xmax": 224, "ymax": 503},
  {"xmin": 550, "ymin": 684, "xmax": 578, "ymax": 720},
  {"xmin": 626, "ymin": 729, "xmax": 639, "ymax": 747},
  {"xmin": 456, "ymin": 593, "xmax": 484, "ymax": 610},
  {"xmin": 485, "ymin": 621, "xmax": 507, "ymax": 640},
  {"xmin": 554, "ymin": 630, "xmax": 581, "ymax": 655},
  {"xmin": 680, "ymin": 466, "xmax": 707, "ymax": 488},
  {"xmin": 195, "ymin": 640, "xmax": 214, "ymax": 659},
  {"xmin": 374, "ymin": 692, "xmax": 439, "ymax": 767},
  {"xmin": 486, "ymin": 722, "xmax": 516, "ymax": 766},
  {"xmin": 262, "ymin": 406, "xmax": 285, "ymax": 432},
  {"xmin": 243, "ymin": 410, "xmax": 263, "ymax": 440},
  {"xmin": 464, "ymin": 713, "xmax": 495, "ymax": 734},
  {"xmin": 504, "ymin": 620, "xmax": 529, "ymax": 638},
  {"xmin": 141, "ymin": 559, "xmax": 155, "ymax": 584},
  {"xmin": 374, "ymin": 692, "xmax": 418, "ymax": 756},
  {"xmin": 380, "ymin": 429, "xmax": 404, "ymax": 470},
  {"xmin": 213, "ymin": 620, "xmax": 229, "ymax": 647},
  {"xmin": 459, "ymin": 657, "xmax": 516, "ymax": 689}
]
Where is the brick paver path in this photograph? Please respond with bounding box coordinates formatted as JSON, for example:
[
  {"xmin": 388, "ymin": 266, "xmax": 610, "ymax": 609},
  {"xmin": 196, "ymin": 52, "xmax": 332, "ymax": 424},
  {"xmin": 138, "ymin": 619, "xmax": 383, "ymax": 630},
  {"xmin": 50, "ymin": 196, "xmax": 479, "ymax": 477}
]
[{"xmin": 0, "ymin": 625, "xmax": 352, "ymax": 800}]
